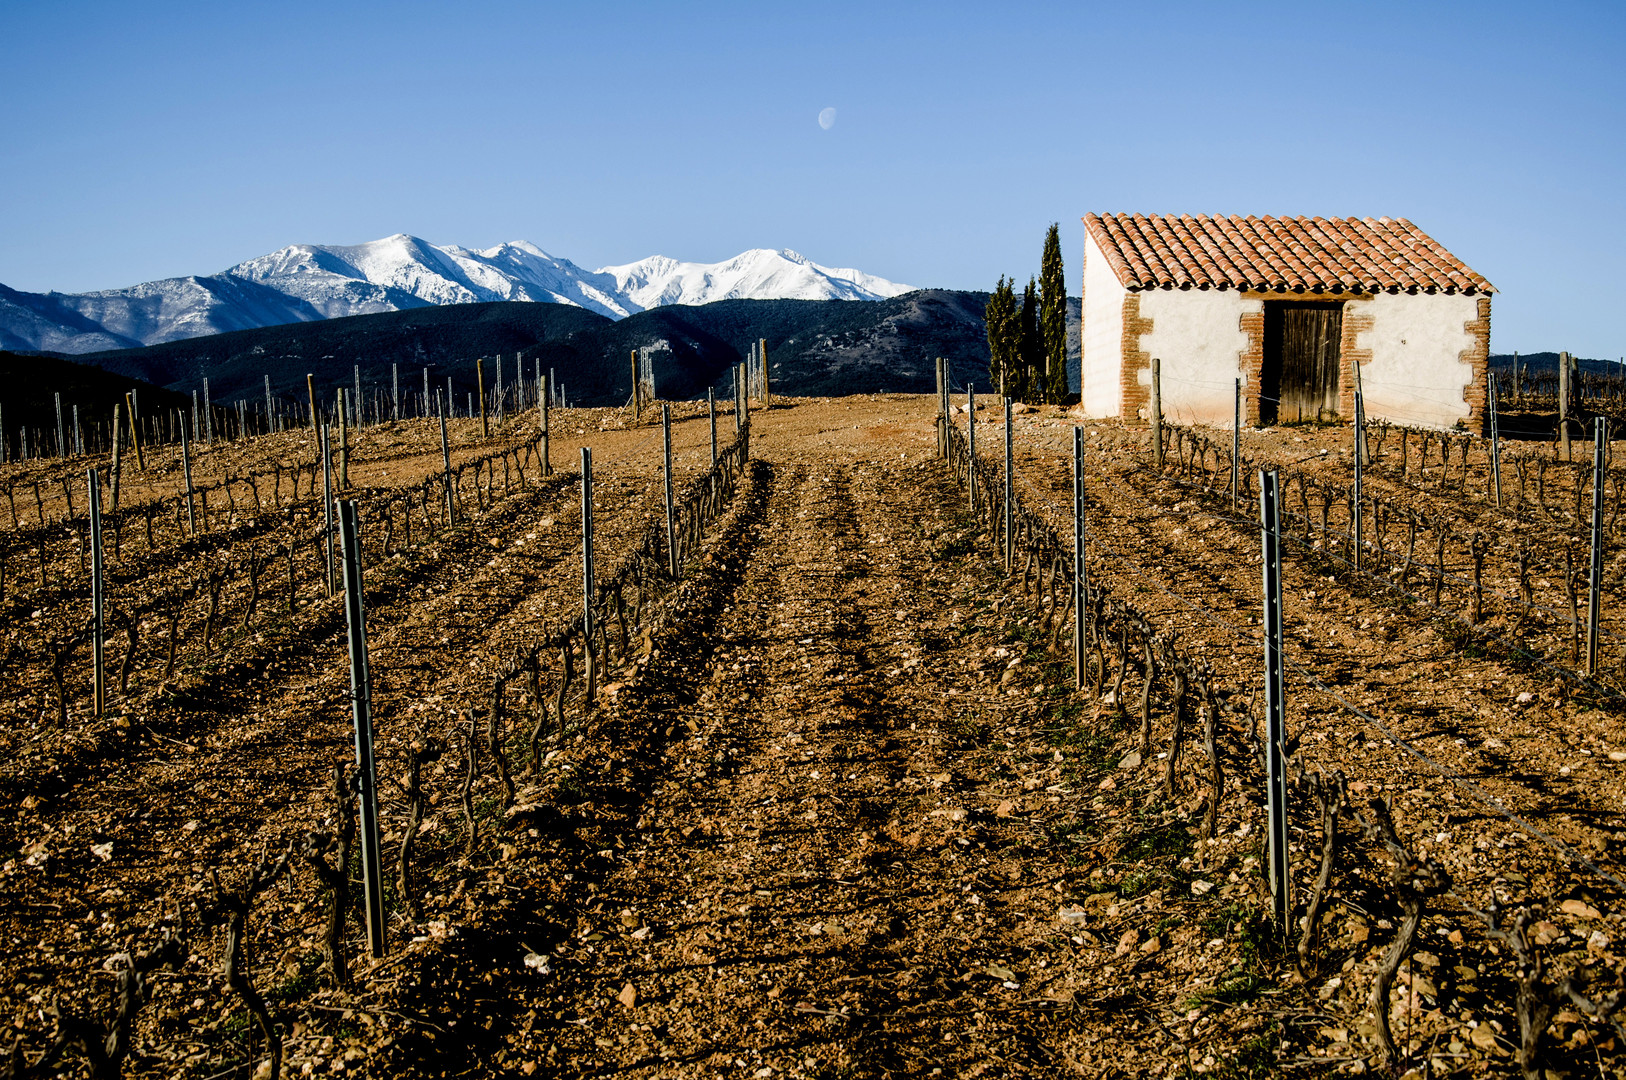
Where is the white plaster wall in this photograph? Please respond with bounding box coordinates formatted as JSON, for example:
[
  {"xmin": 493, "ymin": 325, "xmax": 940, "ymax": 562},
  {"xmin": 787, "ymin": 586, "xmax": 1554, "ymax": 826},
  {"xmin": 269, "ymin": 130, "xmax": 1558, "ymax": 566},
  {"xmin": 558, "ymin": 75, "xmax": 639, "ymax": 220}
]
[
  {"xmin": 1080, "ymin": 231, "xmax": 1126, "ymax": 417},
  {"xmin": 1136, "ymin": 288, "xmax": 1256, "ymax": 426},
  {"xmin": 1355, "ymin": 292, "xmax": 1480, "ymax": 430}
]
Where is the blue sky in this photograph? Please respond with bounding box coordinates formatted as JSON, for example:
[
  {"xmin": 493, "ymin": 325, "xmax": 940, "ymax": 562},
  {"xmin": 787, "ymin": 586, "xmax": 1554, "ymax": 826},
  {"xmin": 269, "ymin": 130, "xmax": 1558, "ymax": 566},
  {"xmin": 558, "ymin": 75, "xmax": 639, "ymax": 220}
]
[{"xmin": 2, "ymin": 0, "xmax": 1622, "ymax": 356}]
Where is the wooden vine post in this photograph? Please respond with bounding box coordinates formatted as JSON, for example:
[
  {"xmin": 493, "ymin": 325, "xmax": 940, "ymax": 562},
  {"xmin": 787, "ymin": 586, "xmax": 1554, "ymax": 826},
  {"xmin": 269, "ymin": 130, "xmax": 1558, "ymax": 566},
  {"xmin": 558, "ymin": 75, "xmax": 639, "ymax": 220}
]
[
  {"xmin": 109, "ymin": 405, "xmax": 123, "ymax": 512},
  {"xmin": 306, "ymin": 373, "xmax": 318, "ymax": 434},
  {"xmin": 337, "ymin": 500, "xmax": 386, "ymax": 958},
  {"xmin": 1259, "ymin": 469, "xmax": 1291, "ymax": 927},
  {"xmin": 937, "ymin": 358, "xmax": 948, "ymax": 457},
  {"xmin": 1560, "ymin": 351, "xmax": 1572, "ymax": 461},
  {"xmin": 1151, "ymin": 357, "xmax": 1164, "ymax": 470},
  {"xmin": 438, "ymin": 394, "xmax": 454, "ymax": 526},
  {"xmin": 125, "ymin": 393, "xmax": 145, "ymax": 470},
  {"xmin": 760, "ymin": 338, "xmax": 771, "ymax": 408},
  {"xmin": 631, "ymin": 350, "xmax": 641, "ymax": 417},
  {"xmin": 475, "ymin": 358, "xmax": 487, "ymax": 438},
  {"xmin": 708, "ymin": 388, "xmax": 717, "ymax": 466}
]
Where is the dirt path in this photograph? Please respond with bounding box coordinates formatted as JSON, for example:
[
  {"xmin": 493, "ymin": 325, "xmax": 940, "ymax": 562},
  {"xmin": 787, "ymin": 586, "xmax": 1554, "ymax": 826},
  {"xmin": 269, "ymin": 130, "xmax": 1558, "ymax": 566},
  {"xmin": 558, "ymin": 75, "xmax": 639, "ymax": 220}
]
[
  {"xmin": 535, "ymin": 456, "xmax": 1002, "ymax": 1076},
  {"xmin": 370, "ymin": 406, "xmax": 1231, "ymax": 1079}
]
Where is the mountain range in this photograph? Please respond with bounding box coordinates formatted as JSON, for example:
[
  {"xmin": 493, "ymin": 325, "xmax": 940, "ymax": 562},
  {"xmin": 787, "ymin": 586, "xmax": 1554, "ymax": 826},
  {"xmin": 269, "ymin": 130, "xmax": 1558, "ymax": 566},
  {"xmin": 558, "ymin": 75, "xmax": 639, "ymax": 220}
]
[
  {"xmin": 0, "ymin": 236, "xmax": 915, "ymax": 355},
  {"xmin": 45, "ymin": 289, "xmax": 1022, "ymax": 413}
]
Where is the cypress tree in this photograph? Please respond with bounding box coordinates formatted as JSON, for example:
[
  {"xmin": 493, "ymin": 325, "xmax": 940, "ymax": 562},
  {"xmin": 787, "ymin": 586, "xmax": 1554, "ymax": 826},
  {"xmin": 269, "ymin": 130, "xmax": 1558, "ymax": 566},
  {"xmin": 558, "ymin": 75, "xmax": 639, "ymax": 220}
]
[
  {"xmin": 984, "ymin": 276, "xmax": 1019, "ymax": 399},
  {"xmin": 1040, "ymin": 223, "xmax": 1067, "ymax": 404},
  {"xmin": 1019, "ymin": 277, "xmax": 1042, "ymax": 404}
]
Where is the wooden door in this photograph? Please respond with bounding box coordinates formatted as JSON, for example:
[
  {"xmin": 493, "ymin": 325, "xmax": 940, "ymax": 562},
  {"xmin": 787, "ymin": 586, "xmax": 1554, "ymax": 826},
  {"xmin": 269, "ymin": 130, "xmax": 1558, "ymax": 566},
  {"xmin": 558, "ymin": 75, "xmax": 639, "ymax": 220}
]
[{"xmin": 1262, "ymin": 301, "xmax": 1343, "ymax": 423}]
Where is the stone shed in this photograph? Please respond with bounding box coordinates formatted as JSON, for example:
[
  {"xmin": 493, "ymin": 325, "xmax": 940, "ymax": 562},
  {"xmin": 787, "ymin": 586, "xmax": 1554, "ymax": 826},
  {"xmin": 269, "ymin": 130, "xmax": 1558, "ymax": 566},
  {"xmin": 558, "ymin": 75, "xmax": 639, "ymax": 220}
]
[{"xmin": 1079, "ymin": 213, "xmax": 1495, "ymax": 430}]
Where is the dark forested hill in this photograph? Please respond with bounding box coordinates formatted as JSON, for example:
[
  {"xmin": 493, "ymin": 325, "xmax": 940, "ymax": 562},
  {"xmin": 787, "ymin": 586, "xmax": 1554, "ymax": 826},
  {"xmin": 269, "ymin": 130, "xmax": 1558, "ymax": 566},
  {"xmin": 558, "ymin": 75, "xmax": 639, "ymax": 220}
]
[
  {"xmin": 1489, "ymin": 352, "xmax": 1624, "ymax": 377},
  {"xmin": 54, "ymin": 290, "xmax": 1013, "ymax": 408},
  {"xmin": 67, "ymin": 301, "xmax": 618, "ymax": 410},
  {"xmin": 0, "ymin": 350, "xmax": 185, "ymax": 445}
]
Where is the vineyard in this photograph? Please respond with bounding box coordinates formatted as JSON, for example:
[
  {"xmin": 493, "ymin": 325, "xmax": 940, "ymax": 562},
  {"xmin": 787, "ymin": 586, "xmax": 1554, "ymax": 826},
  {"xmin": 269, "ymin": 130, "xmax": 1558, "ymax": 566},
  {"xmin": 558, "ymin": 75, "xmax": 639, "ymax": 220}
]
[{"xmin": 3, "ymin": 391, "xmax": 1626, "ymax": 1078}]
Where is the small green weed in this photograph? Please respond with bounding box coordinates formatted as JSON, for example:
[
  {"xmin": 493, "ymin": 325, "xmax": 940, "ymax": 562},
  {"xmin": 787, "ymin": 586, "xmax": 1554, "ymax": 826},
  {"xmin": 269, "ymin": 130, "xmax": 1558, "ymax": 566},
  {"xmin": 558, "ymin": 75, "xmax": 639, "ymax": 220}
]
[
  {"xmin": 1212, "ymin": 1024, "xmax": 1281, "ymax": 1078},
  {"xmin": 1046, "ymin": 820, "xmax": 1098, "ymax": 866},
  {"xmin": 1120, "ymin": 819, "xmax": 1193, "ymax": 864},
  {"xmin": 932, "ymin": 532, "xmax": 976, "ymax": 562},
  {"xmin": 1202, "ymin": 901, "xmax": 1277, "ymax": 962},
  {"xmin": 269, "ymin": 951, "xmax": 323, "ymax": 1002},
  {"xmin": 1198, "ymin": 965, "xmax": 1270, "ymax": 1005},
  {"xmin": 1119, "ymin": 868, "xmax": 1156, "ymax": 898}
]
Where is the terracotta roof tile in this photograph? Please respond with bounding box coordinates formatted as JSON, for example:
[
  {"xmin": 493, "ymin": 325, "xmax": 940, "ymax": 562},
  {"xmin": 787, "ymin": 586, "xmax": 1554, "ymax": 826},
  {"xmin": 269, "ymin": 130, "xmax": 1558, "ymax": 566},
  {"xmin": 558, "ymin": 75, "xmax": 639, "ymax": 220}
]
[{"xmin": 1082, "ymin": 213, "xmax": 1494, "ymax": 294}]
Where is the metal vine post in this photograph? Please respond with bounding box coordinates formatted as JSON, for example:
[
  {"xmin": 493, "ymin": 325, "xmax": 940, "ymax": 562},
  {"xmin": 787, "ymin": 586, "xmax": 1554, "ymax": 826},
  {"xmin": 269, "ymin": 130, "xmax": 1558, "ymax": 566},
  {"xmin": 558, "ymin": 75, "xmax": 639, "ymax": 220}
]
[
  {"xmin": 88, "ymin": 468, "xmax": 105, "ymax": 717},
  {"xmin": 337, "ymin": 500, "xmax": 386, "ymax": 958},
  {"xmin": 1260, "ymin": 469, "xmax": 1290, "ymax": 926},
  {"xmin": 1353, "ymin": 391, "xmax": 1364, "ymax": 570},
  {"xmin": 437, "ymin": 393, "xmax": 454, "ymax": 526},
  {"xmin": 581, "ymin": 446, "xmax": 595, "ymax": 704},
  {"xmin": 1232, "ymin": 377, "xmax": 1241, "ymax": 512},
  {"xmin": 179, "ymin": 416, "xmax": 198, "ymax": 536},
  {"xmin": 1073, "ymin": 426, "xmax": 1086, "ymax": 691},
  {"xmin": 663, "ymin": 404, "xmax": 678, "ymax": 578},
  {"xmin": 1588, "ymin": 415, "xmax": 1607, "ymax": 674},
  {"xmin": 1488, "ymin": 372, "xmax": 1504, "ymax": 508},
  {"xmin": 321, "ymin": 423, "xmax": 337, "ymax": 595},
  {"xmin": 542, "ymin": 371, "xmax": 551, "ymax": 476},
  {"xmin": 1003, "ymin": 396, "xmax": 1014, "ymax": 571},
  {"xmin": 967, "ymin": 387, "xmax": 976, "ymax": 514}
]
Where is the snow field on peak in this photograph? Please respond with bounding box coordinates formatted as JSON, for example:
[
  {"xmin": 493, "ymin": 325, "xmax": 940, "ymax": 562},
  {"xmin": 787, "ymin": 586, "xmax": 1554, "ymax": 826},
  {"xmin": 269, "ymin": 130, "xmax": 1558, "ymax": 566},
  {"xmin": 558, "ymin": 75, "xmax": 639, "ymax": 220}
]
[{"xmin": 0, "ymin": 235, "xmax": 915, "ymax": 353}]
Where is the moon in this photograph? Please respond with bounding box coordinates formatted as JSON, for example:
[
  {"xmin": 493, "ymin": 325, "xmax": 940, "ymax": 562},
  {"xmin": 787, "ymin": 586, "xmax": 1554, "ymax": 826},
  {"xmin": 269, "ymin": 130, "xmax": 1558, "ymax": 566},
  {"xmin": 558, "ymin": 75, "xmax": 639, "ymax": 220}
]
[{"xmin": 818, "ymin": 107, "xmax": 836, "ymax": 130}]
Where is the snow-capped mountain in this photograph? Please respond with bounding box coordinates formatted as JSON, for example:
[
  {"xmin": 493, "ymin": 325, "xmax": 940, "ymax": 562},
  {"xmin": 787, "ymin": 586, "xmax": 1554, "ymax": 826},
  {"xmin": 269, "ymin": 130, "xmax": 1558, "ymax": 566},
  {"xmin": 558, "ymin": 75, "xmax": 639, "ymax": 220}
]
[
  {"xmin": 599, "ymin": 249, "xmax": 910, "ymax": 310},
  {"xmin": 0, "ymin": 236, "xmax": 915, "ymax": 354}
]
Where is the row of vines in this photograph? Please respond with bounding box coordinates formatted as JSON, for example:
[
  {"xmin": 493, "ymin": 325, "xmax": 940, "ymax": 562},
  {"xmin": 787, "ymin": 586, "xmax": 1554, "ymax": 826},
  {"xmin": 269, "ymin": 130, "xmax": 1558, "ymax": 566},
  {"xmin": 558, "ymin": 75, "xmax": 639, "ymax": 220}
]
[
  {"xmin": 2, "ymin": 412, "xmax": 752, "ymax": 1078},
  {"xmin": 941, "ymin": 410, "xmax": 1626, "ymax": 1078}
]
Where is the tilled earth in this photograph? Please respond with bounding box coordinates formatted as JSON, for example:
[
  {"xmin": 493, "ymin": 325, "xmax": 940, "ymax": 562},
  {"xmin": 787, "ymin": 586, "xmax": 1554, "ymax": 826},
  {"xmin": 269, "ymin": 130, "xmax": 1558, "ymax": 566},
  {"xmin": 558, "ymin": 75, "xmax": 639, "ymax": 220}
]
[{"xmin": 5, "ymin": 396, "xmax": 1626, "ymax": 1079}]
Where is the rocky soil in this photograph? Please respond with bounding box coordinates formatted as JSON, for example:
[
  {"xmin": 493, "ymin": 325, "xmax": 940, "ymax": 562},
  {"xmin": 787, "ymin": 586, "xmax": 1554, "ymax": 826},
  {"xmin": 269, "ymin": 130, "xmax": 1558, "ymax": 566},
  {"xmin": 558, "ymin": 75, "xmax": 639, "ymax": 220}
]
[{"xmin": 3, "ymin": 396, "xmax": 1625, "ymax": 1079}]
